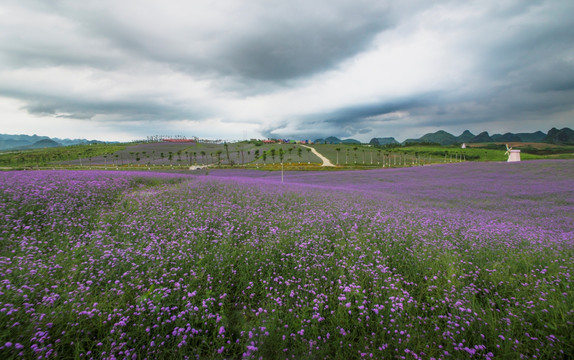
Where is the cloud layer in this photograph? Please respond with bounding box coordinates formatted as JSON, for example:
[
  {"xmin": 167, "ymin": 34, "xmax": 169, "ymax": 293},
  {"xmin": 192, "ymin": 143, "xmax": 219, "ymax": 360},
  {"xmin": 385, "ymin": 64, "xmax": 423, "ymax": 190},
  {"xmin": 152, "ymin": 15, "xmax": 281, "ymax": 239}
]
[{"xmin": 0, "ymin": 0, "xmax": 573, "ymax": 141}]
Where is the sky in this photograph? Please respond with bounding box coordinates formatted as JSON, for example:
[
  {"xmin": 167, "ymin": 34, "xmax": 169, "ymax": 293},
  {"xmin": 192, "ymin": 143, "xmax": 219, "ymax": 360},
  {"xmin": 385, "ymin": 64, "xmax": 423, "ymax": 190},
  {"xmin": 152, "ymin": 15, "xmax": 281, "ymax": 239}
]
[{"xmin": 0, "ymin": 0, "xmax": 573, "ymax": 142}]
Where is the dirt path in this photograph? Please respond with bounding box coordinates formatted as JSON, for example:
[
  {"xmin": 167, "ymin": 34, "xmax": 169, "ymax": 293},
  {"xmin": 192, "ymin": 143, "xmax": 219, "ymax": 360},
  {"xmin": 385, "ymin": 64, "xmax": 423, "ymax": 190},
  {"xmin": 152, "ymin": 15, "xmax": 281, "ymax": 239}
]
[{"xmin": 300, "ymin": 145, "xmax": 335, "ymax": 167}]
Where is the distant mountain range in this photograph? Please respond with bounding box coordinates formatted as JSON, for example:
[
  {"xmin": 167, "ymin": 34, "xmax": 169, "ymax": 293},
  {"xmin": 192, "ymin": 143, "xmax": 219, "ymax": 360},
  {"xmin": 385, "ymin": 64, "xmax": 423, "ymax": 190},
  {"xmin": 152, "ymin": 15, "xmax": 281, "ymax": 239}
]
[
  {"xmin": 3, "ymin": 127, "xmax": 573, "ymax": 152},
  {"xmin": 315, "ymin": 127, "xmax": 573, "ymax": 146},
  {"xmin": 400, "ymin": 127, "xmax": 573, "ymax": 146},
  {"xmin": 0, "ymin": 134, "xmax": 104, "ymax": 151}
]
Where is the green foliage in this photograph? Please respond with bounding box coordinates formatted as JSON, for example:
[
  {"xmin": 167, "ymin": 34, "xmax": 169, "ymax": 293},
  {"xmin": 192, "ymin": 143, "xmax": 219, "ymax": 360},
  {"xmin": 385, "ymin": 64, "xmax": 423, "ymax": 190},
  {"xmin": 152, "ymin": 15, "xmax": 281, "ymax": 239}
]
[{"xmin": 508, "ymin": 145, "xmax": 574, "ymax": 156}]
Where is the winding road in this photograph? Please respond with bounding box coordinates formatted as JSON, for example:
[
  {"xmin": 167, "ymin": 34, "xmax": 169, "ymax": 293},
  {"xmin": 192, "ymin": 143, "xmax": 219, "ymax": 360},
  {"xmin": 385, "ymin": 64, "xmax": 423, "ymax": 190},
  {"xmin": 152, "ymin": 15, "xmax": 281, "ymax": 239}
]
[{"xmin": 300, "ymin": 145, "xmax": 335, "ymax": 167}]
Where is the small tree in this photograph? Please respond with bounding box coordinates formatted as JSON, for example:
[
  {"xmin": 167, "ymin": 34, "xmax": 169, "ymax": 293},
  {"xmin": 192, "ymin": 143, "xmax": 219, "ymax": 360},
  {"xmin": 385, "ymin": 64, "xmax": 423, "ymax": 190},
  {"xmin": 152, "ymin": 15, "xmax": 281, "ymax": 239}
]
[
  {"xmin": 224, "ymin": 143, "xmax": 230, "ymax": 164},
  {"xmin": 216, "ymin": 150, "xmax": 223, "ymax": 165},
  {"xmin": 201, "ymin": 151, "xmax": 206, "ymax": 164}
]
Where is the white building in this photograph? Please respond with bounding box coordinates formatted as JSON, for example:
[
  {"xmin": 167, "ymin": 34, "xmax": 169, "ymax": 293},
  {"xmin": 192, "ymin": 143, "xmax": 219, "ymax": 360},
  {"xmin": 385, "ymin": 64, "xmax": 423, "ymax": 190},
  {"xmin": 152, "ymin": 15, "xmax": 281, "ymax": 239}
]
[{"xmin": 508, "ymin": 149, "xmax": 521, "ymax": 162}]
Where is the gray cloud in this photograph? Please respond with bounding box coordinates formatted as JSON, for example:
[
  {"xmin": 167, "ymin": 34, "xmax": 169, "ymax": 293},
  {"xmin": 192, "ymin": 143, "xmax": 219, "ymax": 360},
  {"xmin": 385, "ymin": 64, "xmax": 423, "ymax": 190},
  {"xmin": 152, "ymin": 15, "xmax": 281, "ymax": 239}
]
[
  {"xmin": 8, "ymin": 0, "xmax": 394, "ymax": 81},
  {"xmin": 262, "ymin": 0, "xmax": 574, "ymax": 140},
  {"xmin": 214, "ymin": 16, "xmax": 392, "ymax": 81},
  {"xmin": 0, "ymin": 86, "xmax": 207, "ymax": 122},
  {"xmin": 0, "ymin": 0, "xmax": 573, "ymax": 141},
  {"xmin": 262, "ymin": 96, "xmax": 438, "ymax": 139},
  {"xmin": 264, "ymin": 78, "xmax": 574, "ymax": 141}
]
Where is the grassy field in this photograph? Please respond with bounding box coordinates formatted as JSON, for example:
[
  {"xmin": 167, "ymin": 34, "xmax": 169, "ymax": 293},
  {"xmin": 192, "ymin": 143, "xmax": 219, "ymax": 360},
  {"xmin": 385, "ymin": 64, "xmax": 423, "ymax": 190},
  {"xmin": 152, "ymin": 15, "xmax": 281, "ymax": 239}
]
[
  {"xmin": 310, "ymin": 144, "xmax": 425, "ymax": 166},
  {"xmin": 468, "ymin": 142, "xmax": 574, "ymax": 159},
  {"xmin": 0, "ymin": 142, "xmax": 128, "ymax": 168},
  {"xmin": 1, "ymin": 161, "xmax": 573, "ymax": 359},
  {"xmin": 0, "ymin": 142, "xmax": 325, "ymax": 169},
  {"xmin": 277, "ymin": 143, "xmax": 574, "ymax": 167},
  {"xmin": 1, "ymin": 141, "xmax": 573, "ymax": 170}
]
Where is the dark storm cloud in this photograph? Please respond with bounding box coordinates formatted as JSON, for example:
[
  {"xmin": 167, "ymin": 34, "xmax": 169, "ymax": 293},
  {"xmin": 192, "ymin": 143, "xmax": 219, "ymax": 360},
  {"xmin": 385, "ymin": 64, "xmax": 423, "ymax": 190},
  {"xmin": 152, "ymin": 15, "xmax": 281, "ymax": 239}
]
[
  {"xmin": 7, "ymin": 0, "xmax": 394, "ymax": 82},
  {"xmin": 213, "ymin": 18, "xmax": 391, "ymax": 81},
  {"xmin": 175, "ymin": 7, "xmax": 387, "ymax": 82},
  {"xmin": 324, "ymin": 97, "xmax": 438, "ymax": 125}
]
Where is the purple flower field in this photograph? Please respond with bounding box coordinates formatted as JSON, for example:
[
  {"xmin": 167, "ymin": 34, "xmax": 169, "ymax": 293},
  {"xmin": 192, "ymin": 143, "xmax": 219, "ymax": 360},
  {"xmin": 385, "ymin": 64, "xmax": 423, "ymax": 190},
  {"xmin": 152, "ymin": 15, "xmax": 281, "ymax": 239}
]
[{"xmin": 1, "ymin": 161, "xmax": 573, "ymax": 359}]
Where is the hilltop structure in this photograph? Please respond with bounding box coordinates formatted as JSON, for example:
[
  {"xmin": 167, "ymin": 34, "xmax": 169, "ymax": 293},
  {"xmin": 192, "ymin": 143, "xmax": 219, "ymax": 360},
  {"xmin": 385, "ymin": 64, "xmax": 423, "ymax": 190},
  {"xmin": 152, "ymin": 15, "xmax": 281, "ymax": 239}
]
[{"xmin": 147, "ymin": 135, "xmax": 196, "ymax": 143}]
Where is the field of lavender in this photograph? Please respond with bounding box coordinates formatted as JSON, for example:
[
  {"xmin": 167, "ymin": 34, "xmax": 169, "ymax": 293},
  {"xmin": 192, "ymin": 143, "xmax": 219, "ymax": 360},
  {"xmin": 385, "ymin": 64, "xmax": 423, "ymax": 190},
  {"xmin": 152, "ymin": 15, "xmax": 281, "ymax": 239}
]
[{"xmin": 1, "ymin": 160, "xmax": 573, "ymax": 359}]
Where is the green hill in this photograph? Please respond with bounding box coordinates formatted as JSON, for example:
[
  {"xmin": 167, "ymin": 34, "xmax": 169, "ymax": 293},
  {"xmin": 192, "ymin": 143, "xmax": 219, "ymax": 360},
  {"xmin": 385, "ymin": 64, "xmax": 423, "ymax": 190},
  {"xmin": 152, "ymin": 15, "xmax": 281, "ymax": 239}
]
[
  {"xmin": 544, "ymin": 127, "xmax": 574, "ymax": 144},
  {"xmin": 456, "ymin": 130, "xmax": 475, "ymax": 143},
  {"xmin": 32, "ymin": 139, "xmax": 61, "ymax": 148},
  {"xmin": 418, "ymin": 130, "xmax": 458, "ymax": 145},
  {"xmin": 324, "ymin": 136, "xmax": 342, "ymax": 144},
  {"xmin": 0, "ymin": 139, "xmax": 31, "ymax": 150},
  {"xmin": 12, "ymin": 138, "xmax": 62, "ymax": 150},
  {"xmin": 0, "ymin": 134, "xmax": 49, "ymax": 150},
  {"xmin": 469, "ymin": 131, "xmax": 494, "ymax": 143},
  {"xmin": 491, "ymin": 132, "xmax": 522, "ymax": 142},
  {"xmin": 369, "ymin": 137, "xmax": 399, "ymax": 146},
  {"xmin": 516, "ymin": 131, "xmax": 546, "ymax": 142}
]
